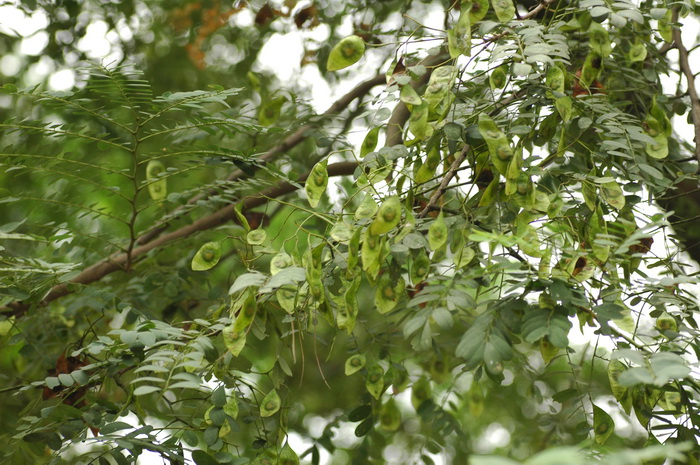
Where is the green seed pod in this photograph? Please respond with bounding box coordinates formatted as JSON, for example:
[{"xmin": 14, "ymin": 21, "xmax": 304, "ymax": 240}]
[
  {"xmin": 366, "ymin": 363, "xmax": 385, "ymax": 400},
  {"xmin": 246, "ymin": 228, "xmax": 266, "ymax": 245},
  {"xmin": 222, "ymin": 324, "xmax": 246, "ymax": 356},
  {"xmin": 327, "ymin": 35, "xmax": 366, "ymax": 71},
  {"xmin": 305, "ymin": 161, "xmax": 328, "ymax": 208},
  {"xmin": 379, "ymin": 398, "xmax": 402, "ymax": 431},
  {"xmin": 375, "ymin": 273, "xmax": 405, "ymax": 314},
  {"xmin": 428, "ymin": 211, "xmax": 448, "ymax": 251},
  {"xmin": 345, "ymin": 354, "xmax": 366, "ymax": 376},
  {"xmin": 270, "ymin": 252, "xmax": 293, "ymax": 275},
  {"xmin": 191, "ymin": 241, "xmax": 222, "ymax": 271},
  {"xmin": 593, "ymin": 404, "xmax": 615, "ymax": 444},
  {"xmin": 607, "ymin": 359, "xmax": 628, "ymax": 402},
  {"xmin": 260, "ymin": 389, "xmax": 281, "ymax": 417},
  {"xmin": 489, "ymin": 65, "xmax": 507, "ymax": 90},
  {"xmin": 361, "ymin": 127, "xmax": 380, "ymax": 158},
  {"xmin": 370, "ymin": 195, "xmax": 402, "ymax": 235},
  {"xmin": 278, "ymin": 443, "xmax": 300, "ymax": 465},
  {"xmin": 411, "ymin": 376, "xmax": 432, "ymax": 410},
  {"xmin": 492, "ymin": 0, "xmax": 515, "ymax": 22},
  {"xmin": 146, "ymin": 160, "xmax": 167, "ymax": 201},
  {"xmin": 468, "ymin": 0, "xmax": 490, "ymax": 22}
]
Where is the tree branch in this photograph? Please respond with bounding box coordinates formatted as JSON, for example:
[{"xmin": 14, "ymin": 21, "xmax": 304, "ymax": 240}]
[
  {"xmin": 136, "ymin": 74, "xmax": 386, "ymax": 245},
  {"xmin": 672, "ymin": 7, "xmax": 700, "ymax": 164},
  {"xmin": 1, "ymin": 162, "xmax": 359, "ymax": 319}
]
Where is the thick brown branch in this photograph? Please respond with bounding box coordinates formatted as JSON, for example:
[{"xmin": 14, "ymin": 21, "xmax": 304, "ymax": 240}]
[
  {"xmin": 672, "ymin": 8, "xmax": 700, "ymax": 164},
  {"xmin": 418, "ymin": 145, "xmax": 471, "ymax": 218},
  {"xmin": 136, "ymin": 74, "xmax": 385, "ymax": 245},
  {"xmin": 1, "ymin": 162, "xmax": 359, "ymax": 319}
]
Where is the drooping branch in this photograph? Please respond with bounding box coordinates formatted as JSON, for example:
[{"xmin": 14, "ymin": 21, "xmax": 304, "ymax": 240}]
[
  {"xmin": 672, "ymin": 7, "xmax": 700, "ymax": 164},
  {"xmin": 1, "ymin": 162, "xmax": 360, "ymax": 319},
  {"xmin": 136, "ymin": 74, "xmax": 386, "ymax": 245}
]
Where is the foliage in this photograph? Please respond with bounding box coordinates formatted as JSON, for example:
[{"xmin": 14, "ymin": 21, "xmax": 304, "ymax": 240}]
[{"xmin": 1, "ymin": 0, "xmax": 700, "ymax": 464}]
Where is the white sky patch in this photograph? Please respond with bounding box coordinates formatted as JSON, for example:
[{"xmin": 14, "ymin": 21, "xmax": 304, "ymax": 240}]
[
  {"xmin": 0, "ymin": 54, "xmax": 21, "ymax": 76},
  {"xmin": 49, "ymin": 69, "xmax": 76, "ymax": 91}
]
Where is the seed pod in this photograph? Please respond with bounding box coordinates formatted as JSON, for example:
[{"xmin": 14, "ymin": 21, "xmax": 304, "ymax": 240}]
[
  {"xmin": 246, "ymin": 229, "xmax": 266, "ymax": 245},
  {"xmin": 360, "ymin": 127, "xmax": 380, "ymax": 157},
  {"xmin": 379, "ymin": 398, "xmax": 402, "ymax": 431},
  {"xmin": 366, "ymin": 363, "xmax": 385, "ymax": 400},
  {"xmin": 540, "ymin": 337, "xmax": 559, "ymax": 364},
  {"xmin": 601, "ymin": 180, "xmax": 625, "ymax": 210},
  {"xmin": 428, "ymin": 211, "xmax": 448, "ymax": 251},
  {"xmin": 546, "ymin": 66, "xmax": 565, "ymax": 95},
  {"xmin": 375, "ymin": 273, "xmax": 405, "ymax": 314},
  {"xmin": 327, "ymin": 35, "xmax": 366, "ymax": 71},
  {"xmin": 223, "ymin": 392, "xmax": 239, "ymax": 419},
  {"xmin": 607, "ymin": 359, "xmax": 628, "ymax": 402},
  {"xmin": 370, "ymin": 195, "xmax": 402, "ymax": 235},
  {"xmin": 492, "ymin": 0, "xmax": 515, "ymax": 22},
  {"xmin": 593, "ymin": 404, "xmax": 615, "ymax": 444},
  {"xmin": 270, "ymin": 252, "xmax": 293, "ymax": 275},
  {"xmin": 345, "ymin": 354, "xmax": 366, "ymax": 375},
  {"xmin": 410, "ymin": 376, "xmax": 432, "ymax": 410},
  {"xmin": 146, "ymin": 160, "xmax": 167, "ymax": 201},
  {"xmin": 278, "ymin": 443, "xmax": 300, "ymax": 465},
  {"xmin": 411, "ymin": 250, "xmax": 430, "ymax": 284},
  {"xmin": 468, "ymin": 0, "xmax": 490, "ymax": 22},
  {"xmin": 330, "ymin": 222, "xmax": 354, "ymax": 243},
  {"xmin": 489, "ymin": 65, "xmax": 507, "ymax": 91},
  {"xmin": 355, "ymin": 193, "xmax": 379, "ymax": 220},
  {"xmin": 260, "ymin": 389, "xmax": 281, "ymax": 417},
  {"xmin": 191, "ymin": 242, "xmax": 222, "ymax": 271},
  {"xmin": 305, "ymin": 160, "xmax": 328, "ymax": 208},
  {"xmin": 655, "ymin": 312, "xmax": 678, "ymax": 336},
  {"xmin": 222, "ymin": 324, "xmax": 246, "ymax": 356}
]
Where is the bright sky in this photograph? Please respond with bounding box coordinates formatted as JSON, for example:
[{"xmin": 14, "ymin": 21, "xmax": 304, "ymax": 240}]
[{"xmin": 1, "ymin": 1, "xmax": 699, "ymax": 464}]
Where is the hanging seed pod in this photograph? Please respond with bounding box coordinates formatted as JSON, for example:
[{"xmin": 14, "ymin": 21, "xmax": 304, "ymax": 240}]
[
  {"xmin": 270, "ymin": 252, "xmax": 293, "ymax": 275},
  {"xmin": 607, "ymin": 359, "xmax": 628, "ymax": 402},
  {"xmin": 223, "ymin": 392, "xmax": 239, "ymax": 419},
  {"xmin": 489, "ymin": 65, "xmax": 507, "ymax": 91},
  {"xmin": 540, "ymin": 337, "xmax": 559, "ymax": 364},
  {"xmin": 222, "ymin": 324, "xmax": 246, "ymax": 356},
  {"xmin": 278, "ymin": 443, "xmax": 300, "ymax": 465},
  {"xmin": 468, "ymin": 0, "xmax": 490, "ymax": 22},
  {"xmin": 447, "ymin": 7, "xmax": 471, "ymax": 58},
  {"xmin": 191, "ymin": 241, "xmax": 222, "ymax": 271},
  {"xmin": 546, "ymin": 66, "xmax": 565, "ymax": 96},
  {"xmin": 411, "ymin": 250, "xmax": 431, "ymax": 284},
  {"xmin": 492, "ymin": 0, "xmax": 515, "ymax": 22},
  {"xmin": 400, "ymin": 84, "xmax": 423, "ymax": 106},
  {"xmin": 375, "ymin": 273, "xmax": 405, "ymax": 314},
  {"xmin": 655, "ymin": 312, "xmax": 678, "ymax": 336},
  {"xmin": 246, "ymin": 228, "xmax": 266, "ymax": 245},
  {"xmin": 327, "ymin": 35, "xmax": 366, "ymax": 71},
  {"xmin": 593, "ymin": 404, "xmax": 615, "ymax": 444},
  {"xmin": 379, "ymin": 398, "xmax": 402, "ymax": 431},
  {"xmin": 411, "ymin": 376, "xmax": 432, "ymax": 410},
  {"xmin": 260, "ymin": 389, "xmax": 281, "ymax": 417},
  {"xmin": 355, "ymin": 193, "xmax": 378, "ymax": 220},
  {"xmin": 428, "ymin": 211, "xmax": 448, "ymax": 251},
  {"xmin": 345, "ymin": 354, "xmax": 367, "ymax": 375},
  {"xmin": 146, "ymin": 160, "xmax": 167, "ymax": 201},
  {"xmin": 366, "ymin": 363, "xmax": 385, "ymax": 400},
  {"xmin": 370, "ymin": 195, "xmax": 402, "ymax": 235},
  {"xmin": 588, "ymin": 22, "xmax": 612, "ymax": 56},
  {"xmin": 601, "ymin": 180, "xmax": 625, "ymax": 210},
  {"xmin": 330, "ymin": 222, "xmax": 354, "ymax": 243},
  {"xmin": 305, "ymin": 160, "xmax": 328, "ymax": 208},
  {"xmin": 360, "ymin": 127, "xmax": 380, "ymax": 157}
]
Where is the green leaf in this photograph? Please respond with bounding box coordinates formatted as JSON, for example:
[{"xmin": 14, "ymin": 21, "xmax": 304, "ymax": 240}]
[
  {"xmin": 456, "ymin": 310, "xmax": 512, "ymax": 370},
  {"xmin": 192, "ymin": 242, "xmax": 222, "ymax": 271},
  {"xmin": 521, "ymin": 306, "xmax": 571, "ymax": 348},
  {"xmin": 260, "ymin": 389, "xmax": 281, "ymax": 417},
  {"xmin": 327, "ymin": 35, "xmax": 366, "ymax": 71},
  {"xmin": 133, "ymin": 385, "xmax": 160, "ymax": 396},
  {"xmin": 192, "ymin": 450, "xmax": 220, "ymax": 465}
]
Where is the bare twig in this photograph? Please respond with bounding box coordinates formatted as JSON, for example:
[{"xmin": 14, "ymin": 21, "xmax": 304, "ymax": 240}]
[
  {"xmin": 136, "ymin": 74, "xmax": 386, "ymax": 245},
  {"xmin": 1, "ymin": 162, "xmax": 360, "ymax": 319},
  {"xmin": 672, "ymin": 7, "xmax": 700, "ymax": 164}
]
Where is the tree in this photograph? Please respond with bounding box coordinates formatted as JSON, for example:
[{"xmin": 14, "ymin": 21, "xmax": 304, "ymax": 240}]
[{"xmin": 1, "ymin": 0, "xmax": 699, "ymax": 464}]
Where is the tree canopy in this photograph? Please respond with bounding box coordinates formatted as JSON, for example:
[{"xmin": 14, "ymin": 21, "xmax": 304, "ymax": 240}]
[{"xmin": 1, "ymin": 0, "xmax": 700, "ymax": 464}]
